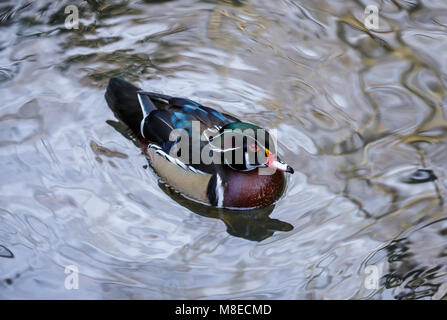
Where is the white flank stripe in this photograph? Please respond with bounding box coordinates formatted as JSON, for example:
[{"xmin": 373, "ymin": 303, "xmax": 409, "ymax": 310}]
[
  {"xmin": 216, "ymin": 174, "xmax": 224, "ymax": 207},
  {"xmin": 140, "ymin": 117, "xmax": 146, "ymax": 138},
  {"xmin": 149, "ymin": 145, "xmax": 206, "ymax": 175}
]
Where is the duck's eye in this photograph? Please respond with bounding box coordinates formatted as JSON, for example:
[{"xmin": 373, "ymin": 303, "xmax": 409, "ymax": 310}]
[{"xmin": 248, "ymin": 143, "xmax": 259, "ymax": 152}]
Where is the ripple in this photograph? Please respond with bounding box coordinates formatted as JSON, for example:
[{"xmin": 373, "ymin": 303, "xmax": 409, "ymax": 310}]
[
  {"xmin": 0, "ymin": 245, "xmax": 14, "ymax": 258},
  {"xmin": 1, "ymin": 0, "xmax": 446, "ymax": 300}
]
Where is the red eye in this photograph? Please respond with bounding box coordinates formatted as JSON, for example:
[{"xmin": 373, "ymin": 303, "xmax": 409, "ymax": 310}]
[{"xmin": 249, "ymin": 144, "xmax": 259, "ymax": 152}]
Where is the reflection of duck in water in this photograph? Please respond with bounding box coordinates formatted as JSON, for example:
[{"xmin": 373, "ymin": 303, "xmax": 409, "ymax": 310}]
[
  {"xmin": 159, "ymin": 182, "xmax": 293, "ymax": 241},
  {"xmin": 105, "ymin": 78, "xmax": 294, "ymax": 239}
]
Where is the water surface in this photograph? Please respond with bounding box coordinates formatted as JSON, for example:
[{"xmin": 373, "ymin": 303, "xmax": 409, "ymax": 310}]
[{"xmin": 1, "ymin": 0, "xmax": 447, "ymax": 299}]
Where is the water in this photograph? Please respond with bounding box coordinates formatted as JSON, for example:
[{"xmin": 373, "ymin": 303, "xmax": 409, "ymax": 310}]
[{"xmin": 1, "ymin": 0, "xmax": 447, "ymax": 299}]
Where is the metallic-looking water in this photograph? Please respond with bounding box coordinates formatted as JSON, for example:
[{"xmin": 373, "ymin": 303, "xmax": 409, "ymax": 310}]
[{"xmin": 1, "ymin": 0, "xmax": 447, "ymax": 299}]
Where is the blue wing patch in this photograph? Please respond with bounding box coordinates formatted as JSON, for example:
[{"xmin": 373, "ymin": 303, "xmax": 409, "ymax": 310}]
[
  {"xmin": 171, "ymin": 112, "xmax": 193, "ymax": 133},
  {"xmin": 183, "ymin": 104, "xmax": 207, "ymax": 114},
  {"xmin": 211, "ymin": 110, "xmax": 228, "ymax": 121}
]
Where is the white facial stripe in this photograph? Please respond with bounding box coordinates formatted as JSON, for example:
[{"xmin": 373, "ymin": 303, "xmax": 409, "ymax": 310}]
[
  {"xmin": 229, "ymin": 132, "xmax": 268, "ymax": 150},
  {"xmin": 209, "ymin": 136, "xmax": 270, "ymax": 155},
  {"xmin": 244, "ymin": 152, "xmax": 256, "ymax": 169},
  {"xmin": 210, "ymin": 146, "xmax": 240, "ymax": 153}
]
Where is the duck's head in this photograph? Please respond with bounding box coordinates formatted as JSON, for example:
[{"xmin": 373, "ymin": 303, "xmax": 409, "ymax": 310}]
[{"xmin": 209, "ymin": 122, "xmax": 294, "ymax": 174}]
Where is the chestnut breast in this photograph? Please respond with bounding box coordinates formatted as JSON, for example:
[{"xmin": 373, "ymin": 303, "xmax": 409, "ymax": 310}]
[{"xmin": 222, "ymin": 168, "xmax": 286, "ymax": 208}]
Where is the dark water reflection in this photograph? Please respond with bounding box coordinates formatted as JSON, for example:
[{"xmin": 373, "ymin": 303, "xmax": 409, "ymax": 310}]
[
  {"xmin": 1, "ymin": 0, "xmax": 447, "ymax": 299},
  {"xmin": 161, "ymin": 183, "xmax": 294, "ymax": 241}
]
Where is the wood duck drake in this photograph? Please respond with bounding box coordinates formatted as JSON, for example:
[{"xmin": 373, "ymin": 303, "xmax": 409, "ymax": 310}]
[{"xmin": 105, "ymin": 78, "xmax": 294, "ymax": 209}]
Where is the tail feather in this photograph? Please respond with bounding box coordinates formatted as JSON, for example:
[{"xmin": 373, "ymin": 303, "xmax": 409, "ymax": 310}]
[{"xmin": 105, "ymin": 78, "xmax": 143, "ymax": 135}]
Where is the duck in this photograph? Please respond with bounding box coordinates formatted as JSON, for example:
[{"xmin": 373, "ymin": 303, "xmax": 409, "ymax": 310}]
[{"xmin": 105, "ymin": 77, "xmax": 294, "ymax": 209}]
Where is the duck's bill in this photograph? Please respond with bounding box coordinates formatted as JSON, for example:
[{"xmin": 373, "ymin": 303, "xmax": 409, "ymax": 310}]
[
  {"xmin": 268, "ymin": 159, "xmax": 294, "ymax": 174},
  {"xmin": 265, "ymin": 150, "xmax": 294, "ymax": 174}
]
